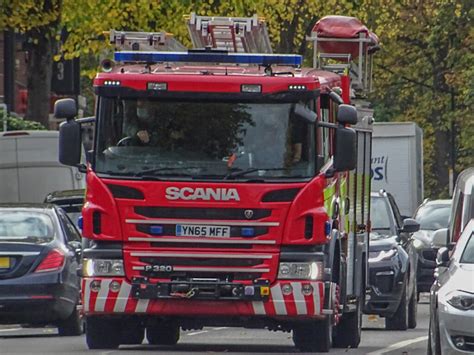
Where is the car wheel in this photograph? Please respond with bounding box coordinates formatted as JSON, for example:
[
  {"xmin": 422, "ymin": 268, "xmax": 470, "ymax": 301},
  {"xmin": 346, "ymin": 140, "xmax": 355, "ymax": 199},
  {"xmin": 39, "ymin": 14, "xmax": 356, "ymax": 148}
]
[
  {"xmin": 428, "ymin": 308, "xmax": 442, "ymax": 355},
  {"xmin": 146, "ymin": 321, "xmax": 180, "ymax": 345},
  {"xmin": 293, "ymin": 317, "xmax": 332, "ymax": 353},
  {"xmin": 121, "ymin": 327, "xmax": 145, "ymax": 345},
  {"xmin": 86, "ymin": 317, "xmax": 121, "ymax": 349},
  {"xmin": 385, "ymin": 280, "xmax": 408, "ymax": 330},
  {"xmin": 408, "ymin": 281, "xmax": 418, "ymax": 329},
  {"xmin": 57, "ymin": 307, "xmax": 84, "ymax": 336}
]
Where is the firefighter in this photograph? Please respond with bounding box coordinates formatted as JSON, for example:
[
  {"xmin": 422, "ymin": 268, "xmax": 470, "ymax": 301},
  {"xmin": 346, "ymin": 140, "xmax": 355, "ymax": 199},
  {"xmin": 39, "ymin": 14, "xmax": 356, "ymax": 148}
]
[{"xmin": 123, "ymin": 99, "xmax": 159, "ymax": 145}]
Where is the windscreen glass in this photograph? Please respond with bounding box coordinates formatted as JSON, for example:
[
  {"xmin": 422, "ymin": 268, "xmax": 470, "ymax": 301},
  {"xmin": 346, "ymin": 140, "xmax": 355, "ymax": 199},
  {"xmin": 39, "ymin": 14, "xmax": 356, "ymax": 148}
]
[
  {"xmin": 370, "ymin": 196, "xmax": 394, "ymax": 238},
  {"xmin": 95, "ymin": 98, "xmax": 315, "ymax": 181},
  {"xmin": 460, "ymin": 234, "xmax": 474, "ymax": 263},
  {"xmin": 0, "ymin": 211, "xmax": 54, "ymax": 244},
  {"xmin": 414, "ymin": 203, "xmax": 451, "ymax": 230}
]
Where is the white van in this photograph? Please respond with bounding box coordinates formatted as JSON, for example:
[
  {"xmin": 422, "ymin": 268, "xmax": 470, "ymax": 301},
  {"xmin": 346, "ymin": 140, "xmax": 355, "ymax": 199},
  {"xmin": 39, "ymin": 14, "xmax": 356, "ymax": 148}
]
[{"xmin": 0, "ymin": 130, "xmax": 85, "ymax": 203}]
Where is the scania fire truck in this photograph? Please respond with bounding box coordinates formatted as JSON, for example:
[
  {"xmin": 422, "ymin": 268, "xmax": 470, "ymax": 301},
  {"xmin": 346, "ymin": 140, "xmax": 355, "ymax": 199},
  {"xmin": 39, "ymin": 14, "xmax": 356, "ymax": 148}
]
[{"xmin": 57, "ymin": 14, "xmax": 378, "ymax": 352}]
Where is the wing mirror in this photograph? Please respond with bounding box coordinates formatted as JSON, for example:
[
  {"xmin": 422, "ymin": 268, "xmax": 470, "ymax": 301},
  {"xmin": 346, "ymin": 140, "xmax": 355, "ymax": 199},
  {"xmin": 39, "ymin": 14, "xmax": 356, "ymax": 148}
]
[
  {"xmin": 337, "ymin": 104, "xmax": 358, "ymax": 125},
  {"xmin": 293, "ymin": 103, "xmax": 317, "ymax": 124},
  {"xmin": 401, "ymin": 218, "xmax": 420, "ymax": 233},
  {"xmin": 436, "ymin": 247, "xmax": 450, "ymax": 267},
  {"xmin": 432, "ymin": 228, "xmax": 449, "ymax": 248}
]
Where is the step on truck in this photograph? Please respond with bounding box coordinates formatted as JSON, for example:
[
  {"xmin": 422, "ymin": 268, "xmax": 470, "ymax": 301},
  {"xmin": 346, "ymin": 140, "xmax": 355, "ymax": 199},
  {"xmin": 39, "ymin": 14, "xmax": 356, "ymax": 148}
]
[{"xmin": 57, "ymin": 14, "xmax": 378, "ymax": 352}]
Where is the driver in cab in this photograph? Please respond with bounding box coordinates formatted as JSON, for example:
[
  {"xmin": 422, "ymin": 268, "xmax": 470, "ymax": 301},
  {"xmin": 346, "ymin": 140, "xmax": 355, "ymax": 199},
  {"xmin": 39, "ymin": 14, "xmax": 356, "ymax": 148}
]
[{"xmin": 122, "ymin": 99, "xmax": 159, "ymax": 146}]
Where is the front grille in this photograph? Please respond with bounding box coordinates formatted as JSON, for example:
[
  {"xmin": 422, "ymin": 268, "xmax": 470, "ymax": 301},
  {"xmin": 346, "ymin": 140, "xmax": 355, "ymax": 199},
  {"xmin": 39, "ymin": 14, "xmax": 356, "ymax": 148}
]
[{"xmin": 135, "ymin": 206, "xmax": 271, "ymax": 220}]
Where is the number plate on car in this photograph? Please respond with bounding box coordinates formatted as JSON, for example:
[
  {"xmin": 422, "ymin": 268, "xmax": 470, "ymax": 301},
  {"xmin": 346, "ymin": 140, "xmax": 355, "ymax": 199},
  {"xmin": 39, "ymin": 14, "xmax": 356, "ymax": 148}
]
[
  {"xmin": 0, "ymin": 257, "xmax": 10, "ymax": 269},
  {"xmin": 176, "ymin": 224, "xmax": 231, "ymax": 237}
]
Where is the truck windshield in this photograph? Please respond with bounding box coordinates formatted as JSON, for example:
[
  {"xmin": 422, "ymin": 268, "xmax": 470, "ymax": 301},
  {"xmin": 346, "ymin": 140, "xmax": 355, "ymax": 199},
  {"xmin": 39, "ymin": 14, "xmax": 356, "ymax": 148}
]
[{"xmin": 94, "ymin": 97, "xmax": 315, "ymax": 181}]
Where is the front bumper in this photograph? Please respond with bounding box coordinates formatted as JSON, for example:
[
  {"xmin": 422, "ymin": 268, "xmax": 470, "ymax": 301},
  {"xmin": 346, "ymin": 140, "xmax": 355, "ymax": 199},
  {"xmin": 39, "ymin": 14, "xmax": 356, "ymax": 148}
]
[
  {"xmin": 416, "ymin": 247, "xmax": 437, "ymax": 293},
  {"xmin": 0, "ymin": 273, "xmax": 76, "ymax": 324},
  {"xmin": 438, "ymin": 301, "xmax": 474, "ymax": 354},
  {"xmin": 364, "ymin": 260, "xmax": 405, "ymax": 317},
  {"xmin": 82, "ymin": 277, "xmax": 327, "ymax": 318}
]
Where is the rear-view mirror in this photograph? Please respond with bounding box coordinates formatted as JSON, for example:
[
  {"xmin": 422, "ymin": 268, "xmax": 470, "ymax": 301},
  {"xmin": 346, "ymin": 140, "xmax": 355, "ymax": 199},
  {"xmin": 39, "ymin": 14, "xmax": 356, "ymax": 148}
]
[
  {"xmin": 337, "ymin": 104, "xmax": 358, "ymax": 125},
  {"xmin": 432, "ymin": 228, "xmax": 449, "ymax": 248},
  {"xmin": 59, "ymin": 119, "xmax": 82, "ymax": 167},
  {"xmin": 54, "ymin": 98, "xmax": 77, "ymax": 120},
  {"xmin": 333, "ymin": 127, "xmax": 356, "ymax": 172}
]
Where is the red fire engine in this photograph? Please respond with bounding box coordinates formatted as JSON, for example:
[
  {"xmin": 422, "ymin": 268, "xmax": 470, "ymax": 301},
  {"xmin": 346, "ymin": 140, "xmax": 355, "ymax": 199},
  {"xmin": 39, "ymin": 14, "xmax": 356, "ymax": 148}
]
[{"xmin": 57, "ymin": 14, "xmax": 378, "ymax": 352}]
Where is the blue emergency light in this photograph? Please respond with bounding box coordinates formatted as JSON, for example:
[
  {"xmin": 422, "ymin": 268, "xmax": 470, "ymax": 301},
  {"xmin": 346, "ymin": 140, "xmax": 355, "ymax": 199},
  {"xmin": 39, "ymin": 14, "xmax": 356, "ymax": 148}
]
[{"xmin": 114, "ymin": 51, "xmax": 302, "ymax": 66}]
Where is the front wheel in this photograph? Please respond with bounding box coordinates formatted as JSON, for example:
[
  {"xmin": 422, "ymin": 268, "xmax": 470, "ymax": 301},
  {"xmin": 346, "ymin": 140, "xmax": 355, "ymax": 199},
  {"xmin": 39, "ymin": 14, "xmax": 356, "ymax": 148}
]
[
  {"xmin": 146, "ymin": 322, "xmax": 180, "ymax": 345},
  {"xmin": 86, "ymin": 317, "xmax": 121, "ymax": 349},
  {"xmin": 293, "ymin": 317, "xmax": 332, "ymax": 353},
  {"xmin": 385, "ymin": 281, "xmax": 408, "ymax": 330},
  {"xmin": 408, "ymin": 281, "xmax": 418, "ymax": 329}
]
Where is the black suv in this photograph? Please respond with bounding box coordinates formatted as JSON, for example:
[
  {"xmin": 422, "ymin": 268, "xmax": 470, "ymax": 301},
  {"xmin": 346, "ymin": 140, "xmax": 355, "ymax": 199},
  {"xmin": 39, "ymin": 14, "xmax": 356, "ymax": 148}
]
[
  {"xmin": 44, "ymin": 189, "xmax": 85, "ymax": 228},
  {"xmin": 364, "ymin": 191, "xmax": 420, "ymax": 330}
]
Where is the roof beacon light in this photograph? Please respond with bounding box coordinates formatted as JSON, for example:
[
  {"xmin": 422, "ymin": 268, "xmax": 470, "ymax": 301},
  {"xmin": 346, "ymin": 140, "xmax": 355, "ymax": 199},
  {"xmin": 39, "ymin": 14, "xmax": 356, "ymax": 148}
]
[{"xmin": 114, "ymin": 51, "xmax": 302, "ymax": 67}]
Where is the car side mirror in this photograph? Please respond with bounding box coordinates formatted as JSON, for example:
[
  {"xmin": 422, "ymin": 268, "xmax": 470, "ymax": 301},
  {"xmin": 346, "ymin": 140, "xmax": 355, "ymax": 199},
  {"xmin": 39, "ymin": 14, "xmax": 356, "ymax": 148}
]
[
  {"xmin": 432, "ymin": 228, "xmax": 449, "ymax": 248},
  {"xmin": 69, "ymin": 241, "xmax": 82, "ymax": 254},
  {"xmin": 401, "ymin": 218, "xmax": 420, "ymax": 233},
  {"xmin": 333, "ymin": 127, "xmax": 356, "ymax": 172},
  {"xmin": 436, "ymin": 247, "xmax": 450, "ymax": 267},
  {"xmin": 336, "ymin": 104, "xmax": 358, "ymax": 125}
]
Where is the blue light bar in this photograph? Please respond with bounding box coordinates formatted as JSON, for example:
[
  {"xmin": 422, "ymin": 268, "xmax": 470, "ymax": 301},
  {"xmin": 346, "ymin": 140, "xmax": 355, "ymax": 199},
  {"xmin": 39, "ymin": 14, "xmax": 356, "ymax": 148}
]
[
  {"xmin": 150, "ymin": 225, "xmax": 163, "ymax": 235},
  {"xmin": 241, "ymin": 227, "xmax": 255, "ymax": 237},
  {"xmin": 114, "ymin": 51, "xmax": 302, "ymax": 66}
]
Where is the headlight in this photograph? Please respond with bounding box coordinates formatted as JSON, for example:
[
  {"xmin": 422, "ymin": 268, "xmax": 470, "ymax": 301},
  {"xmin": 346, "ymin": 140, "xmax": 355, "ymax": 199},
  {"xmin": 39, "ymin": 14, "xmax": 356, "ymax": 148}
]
[
  {"xmin": 446, "ymin": 290, "xmax": 474, "ymax": 311},
  {"xmin": 413, "ymin": 239, "xmax": 424, "ymax": 249},
  {"xmin": 84, "ymin": 259, "xmax": 124, "ymax": 277},
  {"xmin": 368, "ymin": 249, "xmax": 397, "ymax": 263},
  {"xmin": 278, "ymin": 261, "xmax": 323, "ymax": 280}
]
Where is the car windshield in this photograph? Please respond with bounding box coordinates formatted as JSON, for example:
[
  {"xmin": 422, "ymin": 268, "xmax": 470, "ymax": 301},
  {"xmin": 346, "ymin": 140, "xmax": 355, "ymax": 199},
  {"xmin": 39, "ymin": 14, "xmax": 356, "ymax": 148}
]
[
  {"xmin": 95, "ymin": 98, "xmax": 315, "ymax": 181},
  {"xmin": 414, "ymin": 203, "xmax": 451, "ymax": 230},
  {"xmin": 0, "ymin": 211, "xmax": 54, "ymax": 244},
  {"xmin": 370, "ymin": 196, "xmax": 393, "ymax": 238},
  {"xmin": 460, "ymin": 233, "xmax": 474, "ymax": 263}
]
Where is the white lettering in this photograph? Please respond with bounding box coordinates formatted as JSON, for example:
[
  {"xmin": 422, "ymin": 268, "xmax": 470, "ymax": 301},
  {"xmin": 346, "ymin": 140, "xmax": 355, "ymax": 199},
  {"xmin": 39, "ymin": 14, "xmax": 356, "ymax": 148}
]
[{"xmin": 165, "ymin": 187, "xmax": 240, "ymax": 201}]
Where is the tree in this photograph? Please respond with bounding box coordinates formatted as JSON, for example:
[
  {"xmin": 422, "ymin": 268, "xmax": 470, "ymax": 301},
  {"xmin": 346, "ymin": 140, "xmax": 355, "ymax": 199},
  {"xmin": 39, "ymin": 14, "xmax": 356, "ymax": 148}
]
[{"xmin": 0, "ymin": 1, "xmax": 62, "ymax": 128}]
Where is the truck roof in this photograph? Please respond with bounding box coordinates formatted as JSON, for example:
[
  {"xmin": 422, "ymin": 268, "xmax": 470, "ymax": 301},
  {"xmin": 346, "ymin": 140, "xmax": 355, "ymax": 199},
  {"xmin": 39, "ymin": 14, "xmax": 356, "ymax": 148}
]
[{"xmin": 94, "ymin": 64, "xmax": 342, "ymax": 94}]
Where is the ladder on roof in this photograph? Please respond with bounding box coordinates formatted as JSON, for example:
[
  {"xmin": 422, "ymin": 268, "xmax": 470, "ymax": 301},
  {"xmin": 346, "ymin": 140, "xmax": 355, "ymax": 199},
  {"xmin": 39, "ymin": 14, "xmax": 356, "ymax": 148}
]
[
  {"xmin": 186, "ymin": 13, "xmax": 272, "ymax": 53},
  {"xmin": 108, "ymin": 30, "xmax": 187, "ymax": 52}
]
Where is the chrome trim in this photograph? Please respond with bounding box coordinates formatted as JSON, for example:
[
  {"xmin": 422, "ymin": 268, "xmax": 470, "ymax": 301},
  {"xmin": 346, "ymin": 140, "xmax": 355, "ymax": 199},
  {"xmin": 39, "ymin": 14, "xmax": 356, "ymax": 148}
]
[
  {"xmin": 128, "ymin": 237, "xmax": 276, "ymax": 245},
  {"xmin": 0, "ymin": 251, "xmax": 40, "ymax": 256},
  {"xmin": 126, "ymin": 218, "xmax": 279, "ymax": 227},
  {"xmin": 132, "ymin": 265, "xmax": 270, "ymax": 273},
  {"xmin": 130, "ymin": 252, "xmax": 272, "ymax": 259}
]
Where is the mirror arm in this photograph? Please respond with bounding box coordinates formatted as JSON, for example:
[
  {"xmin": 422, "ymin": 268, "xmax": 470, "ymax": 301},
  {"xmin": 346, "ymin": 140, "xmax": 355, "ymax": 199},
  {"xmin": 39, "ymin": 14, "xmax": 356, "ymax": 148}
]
[
  {"xmin": 77, "ymin": 163, "xmax": 87, "ymax": 173},
  {"xmin": 317, "ymin": 121, "xmax": 339, "ymax": 129}
]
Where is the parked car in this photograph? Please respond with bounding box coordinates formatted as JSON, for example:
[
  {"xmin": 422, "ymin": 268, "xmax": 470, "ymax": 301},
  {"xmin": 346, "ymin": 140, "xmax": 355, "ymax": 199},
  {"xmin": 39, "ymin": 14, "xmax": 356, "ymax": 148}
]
[
  {"xmin": 44, "ymin": 189, "xmax": 85, "ymax": 228},
  {"xmin": 412, "ymin": 199, "xmax": 452, "ymax": 295},
  {"xmin": 429, "ymin": 219, "xmax": 474, "ymax": 354},
  {"xmin": 364, "ymin": 191, "xmax": 420, "ymax": 330},
  {"xmin": 0, "ymin": 204, "xmax": 83, "ymax": 335}
]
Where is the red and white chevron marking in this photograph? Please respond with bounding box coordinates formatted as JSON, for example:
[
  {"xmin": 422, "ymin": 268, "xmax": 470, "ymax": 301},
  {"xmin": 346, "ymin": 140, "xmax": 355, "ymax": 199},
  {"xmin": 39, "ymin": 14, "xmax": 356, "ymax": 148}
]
[{"xmin": 82, "ymin": 278, "xmax": 325, "ymax": 317}]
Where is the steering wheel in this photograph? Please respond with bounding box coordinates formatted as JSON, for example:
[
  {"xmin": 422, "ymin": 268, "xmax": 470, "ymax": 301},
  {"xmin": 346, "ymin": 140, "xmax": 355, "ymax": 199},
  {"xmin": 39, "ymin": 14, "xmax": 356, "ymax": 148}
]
[{"xmin": 117, "ymin": 136, "xmax": 133, "ymax": 146}]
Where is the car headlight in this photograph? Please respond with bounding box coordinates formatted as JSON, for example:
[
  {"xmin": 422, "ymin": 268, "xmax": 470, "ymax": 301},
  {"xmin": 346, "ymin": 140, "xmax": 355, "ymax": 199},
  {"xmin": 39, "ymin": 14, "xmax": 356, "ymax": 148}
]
[
  {"xmin": 277, "ymin": 261, "xmax": 323, "ymax": 280},
  {"xmin": 84, "ymin": 259, "xmax": 124, "ymax": 277},
  {"xmin": 446, "ymin": 290, "xmax": 474, "ymax": 311},
  {"xmin": 368, "ymin": 249, "xmax": 397, "ymax": 263}
]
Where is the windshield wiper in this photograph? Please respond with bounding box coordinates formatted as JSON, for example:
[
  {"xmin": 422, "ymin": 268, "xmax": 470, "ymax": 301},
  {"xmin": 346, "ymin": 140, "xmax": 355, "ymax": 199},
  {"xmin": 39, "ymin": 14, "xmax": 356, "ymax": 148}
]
[
  {"xmin": 135, "ymin": 166, "xmax": 200, "ymax": 177},
  {"xmin": 224, "ymin": 167, "xmax": 289, "ymax": 180}
]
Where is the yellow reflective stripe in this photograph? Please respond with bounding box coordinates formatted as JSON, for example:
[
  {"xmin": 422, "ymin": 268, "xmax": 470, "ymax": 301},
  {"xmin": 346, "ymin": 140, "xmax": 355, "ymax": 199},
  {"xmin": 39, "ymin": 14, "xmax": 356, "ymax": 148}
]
[{"xmin": 323, "ymin": 182, "xmax": 336, "ymax": 215}]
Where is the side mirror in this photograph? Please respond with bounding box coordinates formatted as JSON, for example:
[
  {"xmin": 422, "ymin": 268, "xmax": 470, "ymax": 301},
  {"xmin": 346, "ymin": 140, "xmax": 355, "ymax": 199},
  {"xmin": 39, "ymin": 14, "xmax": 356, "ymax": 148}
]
[
  {"xmin": 334, "ymin": 127, "xmax": 356, "ymax": 172},
  {"xmin": 401, "ymin": 218, "xmax": 420, "ymax": 233},
  {"xmin": 436, "ymin": 247, "xmax": 450, "ymax": 267},
  {"xmin": 293, "ymin": 103, "xmax": 317, "ymax": 124},
  {"xmin": 69, "ymin": 240, "xmax": 82, "ymax": 253},
  {"xmin": 54, "ymin": 98, "xmax": 77, "ymax": 120},
  {"xmin": 59, "ymin": 119, "xmax": 82, "ymax": 166},
  {"xmin": 432, "ymin": 228, "xmax": 449, "ymax": 248},
  {"xmin": 337, "ymin": 104, "xmax": 358, "ymax": 125}
]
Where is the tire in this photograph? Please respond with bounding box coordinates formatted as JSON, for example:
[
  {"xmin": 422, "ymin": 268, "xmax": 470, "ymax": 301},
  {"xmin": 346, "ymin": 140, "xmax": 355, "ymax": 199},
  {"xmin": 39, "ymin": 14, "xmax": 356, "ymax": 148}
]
[
  {"xmin": 385, "ymin": 281, "xmax": 408, "ymax": 330},
  {"xmin": 146, "ymin": 322, "xmax": 180, "ymax": 346},
  {"xmin": 86, "ymin": 317, "xmax": 121, "ymax": 349},
  {"xmin": 408, "ymin": 281, "xmax": 418, "ymax": 329},
  {"xmin": 428, "ymin": 309, "xmax": 441, "ymax": 355},
  {"xmin": 57, "ymin": 307, "xmax": 84, "ymax": 336},
  {"xmin": 121, "ymin": 327, "xmax": 145, "ymax": 345},
  {"xmin": 293, "ymin": 317, "xmax": 332, "ymax": 353},
  {"xmin": 333, "ymin": 298, "xmax": 362, "ymax": 348}
]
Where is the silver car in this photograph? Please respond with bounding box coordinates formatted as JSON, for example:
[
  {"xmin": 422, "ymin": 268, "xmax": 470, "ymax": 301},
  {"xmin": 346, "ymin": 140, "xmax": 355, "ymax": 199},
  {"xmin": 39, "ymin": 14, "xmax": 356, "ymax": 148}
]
[{"xmin": 429, "ymin": 219, "xmax": 474, "ymax": 354}]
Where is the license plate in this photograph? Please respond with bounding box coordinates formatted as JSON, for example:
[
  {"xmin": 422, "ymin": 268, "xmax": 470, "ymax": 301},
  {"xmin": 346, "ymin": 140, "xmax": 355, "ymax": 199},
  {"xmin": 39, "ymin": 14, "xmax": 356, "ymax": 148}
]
[
  {"xmin": 0, "ymin": 257, "xmax": 10, "ymax": 269},
  {"xmin": 176, "ymin": 224, "xmax": 230, "ymax": 237}
]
